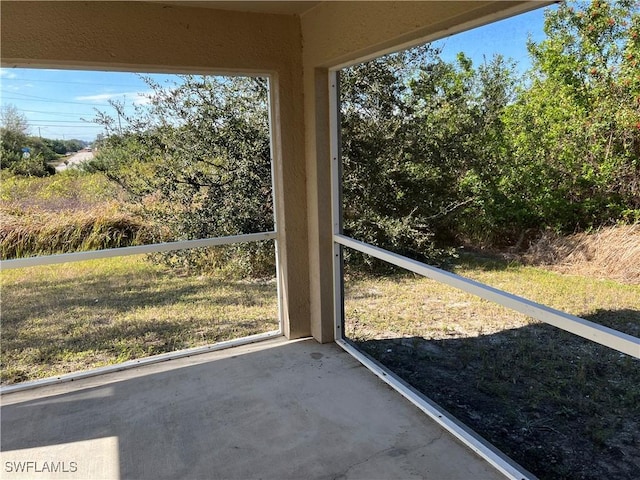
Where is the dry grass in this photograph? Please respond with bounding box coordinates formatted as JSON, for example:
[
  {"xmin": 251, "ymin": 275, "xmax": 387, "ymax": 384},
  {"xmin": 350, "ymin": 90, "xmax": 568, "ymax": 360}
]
[
  {"xmin": 0, "ymin": 170, "xmax": 157, "ymax": 259},
  {"xmin": 0, "ymin": 170, "xmax": 151, "ymax": 259},
  {"xmin": 523, "ymin": 224, "xmax": 640, "ymax": 284},
  {"xmin": 0, "ymin": 204, "xmax": 155, "ymax": 259},
  {"xmin": 345, "ymin": 260, "xmax": 640, "ymax": 341},
  {"xmin": 0, "ymin": 254, "xmax": 278, "ymax": 385},
  {"xmin": 0, "ymin": 170, "xmax": 122, "ymax": 211}
]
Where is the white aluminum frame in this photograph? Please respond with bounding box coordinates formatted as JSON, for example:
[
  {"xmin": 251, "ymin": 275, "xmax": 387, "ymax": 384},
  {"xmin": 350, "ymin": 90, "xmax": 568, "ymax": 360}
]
[
  {"xmin": 1, "ymin": 74, "xmax": 285, "ymax": 393},
  {"xmin": 266, "ymin": 76, "xmax": 284, "ymax": 332},
  {"xmin": 330, "ymin": 72, "xmax": 345, "ymax": 342},
  {"xmin": 1, "ymin": 232, "xmax": 277, "ymax": 270},
  {"xmin": 0, "ymin": 330, "xmax": 281, "ymax": 395},
  {"xmin": 328, "ymin": 67, "xmax": 639, "ymax": 480},
  {"xmin": 335, "ymin": 234, "xmax": 640, "ymax": 359},
  {"xmin": 337, "ymin": 339, "xmax": 537, "ymax": 480}
]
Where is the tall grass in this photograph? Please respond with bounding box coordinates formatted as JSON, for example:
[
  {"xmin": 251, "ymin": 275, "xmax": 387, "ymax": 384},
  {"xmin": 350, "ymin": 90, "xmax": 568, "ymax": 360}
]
[
  {"xmin": 0, "ymin": 169, "xmax": 121, "ymax": 211},
  {"xmin": 523, "ymin": 224, "xmax": 640, "ymax": 284},
  {"xmin": 1, "ymin": 170, "xmax": 154, "ymax": 258},
  {"xmin": 0, "ymin": 205, "xmax": 154, "ymax": 259}
]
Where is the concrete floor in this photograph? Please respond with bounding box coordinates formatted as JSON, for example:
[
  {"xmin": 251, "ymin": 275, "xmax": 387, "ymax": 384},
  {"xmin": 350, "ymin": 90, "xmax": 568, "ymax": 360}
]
[{"xmin": 1, "ymin": 337, "xmax": 507, "ymax": 480}]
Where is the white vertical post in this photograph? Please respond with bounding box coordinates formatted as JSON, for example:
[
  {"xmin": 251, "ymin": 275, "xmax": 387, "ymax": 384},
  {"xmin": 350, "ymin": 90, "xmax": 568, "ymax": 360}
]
[
  {"xmin": 329, "ymin": 70, "xmax": 344, "ymax": 341},
  {"xmin": 267, "ymin": 74, "xmax": 283, "ymax": 335}
]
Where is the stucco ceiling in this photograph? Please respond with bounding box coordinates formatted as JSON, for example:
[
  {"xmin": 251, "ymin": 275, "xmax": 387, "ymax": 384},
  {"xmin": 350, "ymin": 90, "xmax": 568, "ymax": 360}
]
[{"xmin": 155, "ymin": 1, "xmax": 323, "ymax": 16}]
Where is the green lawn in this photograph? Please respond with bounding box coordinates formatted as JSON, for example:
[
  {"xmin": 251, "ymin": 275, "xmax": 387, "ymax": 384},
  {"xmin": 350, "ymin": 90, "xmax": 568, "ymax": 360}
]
[
  {"xmin": 345, "ymin": 254, "xmax": 640, "ymax": 342},
  {"xmin": 1, "ymin": 254, "xmax": 279, "ymax": 384}
]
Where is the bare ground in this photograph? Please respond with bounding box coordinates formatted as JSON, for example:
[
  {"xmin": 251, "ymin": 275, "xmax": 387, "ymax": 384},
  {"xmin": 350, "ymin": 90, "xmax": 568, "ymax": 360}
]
[
  {"xmin": 346, "ymin": 226, "xmax": 640, "ymax": 479},
  {"xmin": 353, "ymin": 319, "xmax": 640, "ymax": 480}
]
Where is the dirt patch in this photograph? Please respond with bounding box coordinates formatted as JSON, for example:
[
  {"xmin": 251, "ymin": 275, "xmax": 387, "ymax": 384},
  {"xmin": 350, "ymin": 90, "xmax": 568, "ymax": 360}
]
[{"xmin": 354, "ymin": 317, "xmax": 640, "ymax": 480}]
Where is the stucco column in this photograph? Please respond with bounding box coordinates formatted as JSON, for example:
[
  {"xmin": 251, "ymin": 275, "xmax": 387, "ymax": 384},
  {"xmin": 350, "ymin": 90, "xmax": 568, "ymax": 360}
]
[
  {"xmin": 303, "ymin": 67, "xmax": 336, "ymax": 343},
  {"xmin": 271, "ymin": 71, "xmax": 312, "ymax": 340}
]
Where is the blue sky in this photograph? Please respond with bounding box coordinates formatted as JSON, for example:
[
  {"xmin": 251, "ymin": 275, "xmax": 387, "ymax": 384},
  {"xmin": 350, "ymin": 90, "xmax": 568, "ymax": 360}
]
[
  {"xmin": 0, "ymin": 69, "xmax": 180, "ymax": 142},
  {"xmin": 0, "ymin": 4, "xmax": 551, "ymax": 143},
  {"xmin": 433, "ymin": 5, "xmax": 549, "ymax": 70}
]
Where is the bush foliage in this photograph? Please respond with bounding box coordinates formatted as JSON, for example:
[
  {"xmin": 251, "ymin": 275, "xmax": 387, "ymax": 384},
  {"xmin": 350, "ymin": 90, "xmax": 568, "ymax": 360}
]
[
  {"xmin": 341, "ymin": 0, "xmax": 639, "ymax": 267},
  {"xmin": 4, "ymin": 1, "xmax": 636, "ymax": 275},
  {"xmin": 87, "ymin": 76, "xmax": 275, "ymax": 275}
]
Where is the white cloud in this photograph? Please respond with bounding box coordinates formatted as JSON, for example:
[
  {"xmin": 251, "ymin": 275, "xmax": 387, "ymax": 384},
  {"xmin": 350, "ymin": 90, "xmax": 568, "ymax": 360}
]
[
  {"xmin": 75, "ymin": 93, "xmax": 122, "ymax": 102},
  {"xmin": 0, "ymin": 70, "xmax": 18, "ymax": 79},
  {"xmin": 133, "ymin": 95, "xmax": 153, "ymax": 106},
  {"xmin": 1, "ymin": 80, "xmax": 33, "ymax": 92},
  {"xmin": 75, "ymin": 91, "xmax": 152, "ymax": 105}
]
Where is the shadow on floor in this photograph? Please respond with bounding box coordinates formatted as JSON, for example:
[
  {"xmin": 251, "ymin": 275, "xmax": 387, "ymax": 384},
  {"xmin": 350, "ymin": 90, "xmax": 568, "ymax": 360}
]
[
  {"xmin": 352, "ymin": 310, "xmax": 640, "ymax": 480},
  {"xmin": 1, "ymin": 338, "xmax": 507, "ymax": 480}
]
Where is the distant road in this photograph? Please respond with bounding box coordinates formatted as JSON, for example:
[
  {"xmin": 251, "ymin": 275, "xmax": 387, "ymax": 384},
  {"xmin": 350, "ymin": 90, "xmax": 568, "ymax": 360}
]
[{"xmin": 55, "ymin": 150, "xmax": 95, "ymax": 172}]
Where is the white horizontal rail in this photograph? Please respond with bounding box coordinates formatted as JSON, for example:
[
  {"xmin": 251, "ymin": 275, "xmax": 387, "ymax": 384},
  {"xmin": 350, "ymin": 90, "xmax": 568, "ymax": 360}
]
[
  {"xmin": 336, "ymin": 338, "xmax": 536, "ymax": 480},
  {"xmin": 335, "ymin": 234, "xmax": 640, "ymax": 359},
  {"xmin": 1, "ymin": 330, "xmax": 282, "ymax": 395},
  {"xmin": 1, "ymin": 231, "xmax": 277, "ymax": 270}
]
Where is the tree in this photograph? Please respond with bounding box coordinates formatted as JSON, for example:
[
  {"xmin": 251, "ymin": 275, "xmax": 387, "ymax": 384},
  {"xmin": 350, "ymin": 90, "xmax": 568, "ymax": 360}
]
[
  {"xmin": 340, "ymin": 46, "xmax": 522, "ymax": 262},
  {"xmin": 340, "ymin": 0, "xmax": 639, "ymax": 261},
  {"xmin": 340, "ymin": 45, "xmax": 454, "ymax": 267},
  {"xmin": 63, "ymin": 139, "xmax": 86, "ymax": 152},
  {"xmin": 1, "ymin": 104, "xmax": 54, "ymax": 176},
  {"xmin": 408, "ymin": 53, "xmax": 521, "ymax": 245},
  {"xmin": 503, "ymin": 0, "xmax": 640, "ymax": 230},
  {"xmin": 0, "ymin": 104, "xmax": 29, "ymax": 135},
  {"xmin": 88, "ymin": 75, "xmax": 275, "ymax": 276},
  {"xmin": 1, "ymin": 104, "xmax": 29, "ymax": 169}
]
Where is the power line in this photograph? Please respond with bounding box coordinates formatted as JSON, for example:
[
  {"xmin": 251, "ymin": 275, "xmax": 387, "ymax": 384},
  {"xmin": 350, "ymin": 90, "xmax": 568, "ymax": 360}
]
[
  {"xmin": 1, "ymin": 96, "xmax": 113, "ymax": 107},
  {"xmin": 29, "ymin": 119, "xmax": 95, "ymax": 124},
  {"xmin": 30, "ymin": 124, "xmax": 101, "ymax": 129},
  {"xmin": 2, "ymin": 89, "xmax": 87, "ymax": 101},
  {"xmin": 1, "ymin": 76, "xmax": 146, "ymax": 88},
  {"xmin": 2, "ymin": 89, "xmax": 147, "ymax": 107},
  {"xmin": 1, "ymin": 89, "xmax": 113, "ymax": 105},
  {"xmin": 8, "ymin": 108, "xmax": 94, "ymax": 117}
]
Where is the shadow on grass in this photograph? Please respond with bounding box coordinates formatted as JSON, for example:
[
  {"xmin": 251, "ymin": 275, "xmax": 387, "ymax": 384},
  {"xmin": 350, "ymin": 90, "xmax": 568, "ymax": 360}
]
[
  {"xmin": 351, "ymin": 311, "xmax": 640, "ymax": 480},
  {"xmin": 447, "ymin": 251, "xmax": 520, "ymax": 272},
  {"xmin": 1, "ymin": 269, "xmax": 278, "ymax": 384},
  {"xmin": 2, "ymin": 270, "xmax": 276, "ymax": 328}
]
